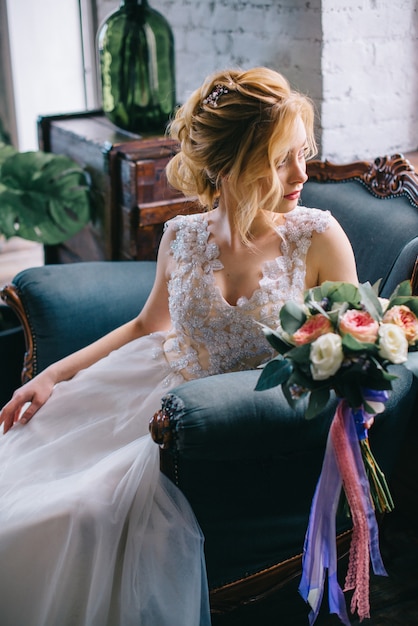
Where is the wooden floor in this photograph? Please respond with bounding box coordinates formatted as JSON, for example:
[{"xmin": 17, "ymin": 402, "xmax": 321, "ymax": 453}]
[
  {"xmin": 212, "ymin": 512, "xmax": 418, "ymax": 626},
  {"xmin": 0, "ymin": 237, "xmax": 44, "ymax": 289}
]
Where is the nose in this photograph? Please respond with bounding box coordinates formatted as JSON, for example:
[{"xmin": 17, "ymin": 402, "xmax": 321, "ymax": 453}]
[{"xmin": 288, "ymin": 157, "xmax": 308, "ymax": 185}]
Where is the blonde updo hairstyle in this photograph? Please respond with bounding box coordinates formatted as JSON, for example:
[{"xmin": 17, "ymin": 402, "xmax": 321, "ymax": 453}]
[{"xmin": 166, "ymin": 67, "xmax": 316, "ymax": 243}]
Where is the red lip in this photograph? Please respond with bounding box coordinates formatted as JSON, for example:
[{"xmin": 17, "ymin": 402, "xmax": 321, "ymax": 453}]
[{"xmin": 284, "ymin": 190, "xmax": 301, "ymax": 201}]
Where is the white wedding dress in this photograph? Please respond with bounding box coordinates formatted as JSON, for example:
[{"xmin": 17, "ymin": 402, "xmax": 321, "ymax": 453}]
[{"xmin": 0, "ymin": 208, "xmax": 329, "ymax": 626}]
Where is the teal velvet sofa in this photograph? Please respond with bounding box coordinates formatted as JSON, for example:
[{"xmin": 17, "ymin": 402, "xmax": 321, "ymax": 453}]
[{"xmin": 2, "ymin": 154, "xmax": 418, "ymax": 619}]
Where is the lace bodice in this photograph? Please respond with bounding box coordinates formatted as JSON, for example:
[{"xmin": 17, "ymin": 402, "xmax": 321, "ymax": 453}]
[{"xmin": 162, "ymin": 208, "xmax": 330, "ymax": 380}]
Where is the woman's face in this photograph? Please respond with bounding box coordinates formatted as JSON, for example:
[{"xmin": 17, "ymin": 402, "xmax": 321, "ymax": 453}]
[{"xmin": 274, "ymin": 116, "xmax": 309, "ymax": 213}]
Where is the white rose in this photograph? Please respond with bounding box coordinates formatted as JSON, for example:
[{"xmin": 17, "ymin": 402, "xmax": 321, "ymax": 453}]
[
  {"xmin": 310, "ymin": 333, "xmax": 344, "ymax": 381},
  {"xmin": 378, "ymin": 323, "xmax": 408, "ymax": 364}
]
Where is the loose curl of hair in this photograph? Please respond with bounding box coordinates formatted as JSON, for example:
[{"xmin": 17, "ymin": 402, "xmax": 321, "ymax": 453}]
[{"xmin": 166, "ymin": 67, "xmax": 317, "ymax": 244}]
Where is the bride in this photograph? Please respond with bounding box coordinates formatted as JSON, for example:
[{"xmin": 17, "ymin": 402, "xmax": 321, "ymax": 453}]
[{"xmin": 0, "ymin": 67, "xmax": 357, "ymax": 626}]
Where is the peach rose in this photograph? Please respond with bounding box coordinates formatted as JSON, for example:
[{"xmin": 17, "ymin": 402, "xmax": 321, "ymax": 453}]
[
  {"xmin": 382, "ymin": 305, "xmax": 418, "ymax": 345},
  {"xmin": 339, "ymin": 309, "xmax": 379, "ymax": 343},
  {"xmin": 292, "ymin": 314, "xmax": 333, "ymax": 346}
]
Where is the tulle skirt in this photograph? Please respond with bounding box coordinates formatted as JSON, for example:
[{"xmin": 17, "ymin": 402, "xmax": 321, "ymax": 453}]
[{"xmin": 0, "ymin": 332, "xmax": 211, "ymax": 626}]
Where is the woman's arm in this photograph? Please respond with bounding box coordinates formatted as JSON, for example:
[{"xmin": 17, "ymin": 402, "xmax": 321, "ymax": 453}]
[
  {"xmin": 0, "ymin": 224, "xmax": 176, "ymax": 433},
  {"xmin": 305, "ymin": 215, "xmax": 358, "ymax": 288}
]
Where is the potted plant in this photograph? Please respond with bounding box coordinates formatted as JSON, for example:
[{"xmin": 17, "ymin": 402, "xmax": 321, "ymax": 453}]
[
  {"xmin": 0, "ymin": 141, "xmax": 91, "ymax": 245},
  {"xmin": 0, "ymin": 141, "xmax": 91, "ymax": 404}
]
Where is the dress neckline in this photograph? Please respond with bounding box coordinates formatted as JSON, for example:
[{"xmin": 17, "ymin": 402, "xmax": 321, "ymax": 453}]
[{"xmin": 198, "ymin": 212, "xmax": 290, "ymax": 308}]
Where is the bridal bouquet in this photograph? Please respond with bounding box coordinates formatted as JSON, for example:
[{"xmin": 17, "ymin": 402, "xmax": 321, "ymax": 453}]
[{"xmin": 256, "ymin": 280, "xmax": 418, "ymax": 626}]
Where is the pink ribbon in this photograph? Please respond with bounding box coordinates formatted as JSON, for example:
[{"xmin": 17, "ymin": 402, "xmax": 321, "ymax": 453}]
[{"xmin": 299, "ymin": 399, "xmax": 387, "ymax": 624}]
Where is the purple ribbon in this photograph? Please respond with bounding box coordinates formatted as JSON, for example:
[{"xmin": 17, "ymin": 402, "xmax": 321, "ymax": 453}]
[
  {"xmin": 298, "ymin": 394, "xmax": 388, "ymax": 625},
  {"xmin": 298, "ymin": 426, "xmax": 349, "ymax": 625}
]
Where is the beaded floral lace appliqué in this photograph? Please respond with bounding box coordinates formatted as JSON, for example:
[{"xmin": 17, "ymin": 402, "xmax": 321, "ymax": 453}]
[{"xmin": 163, "ymin": 209, "xmax": 330, "ymax": 380}]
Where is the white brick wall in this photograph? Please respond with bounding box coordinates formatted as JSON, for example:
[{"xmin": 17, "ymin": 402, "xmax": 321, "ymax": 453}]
[
  {"xmin": 96, "ymin": 0, "xmax": 417, "ymax": 162},
  {"xmin": 321, "ymin": 0, "xmax": 418, "ymax": 160}
]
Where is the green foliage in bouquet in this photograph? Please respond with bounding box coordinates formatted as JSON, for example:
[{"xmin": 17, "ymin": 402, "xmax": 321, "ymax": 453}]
[
  {"xmin": 256, "ymin": 280, "xmax": 418, "ymax": 420},
  {"xmin": 0, "ymin": 142, "xmax": 91, "ymax": 245}
]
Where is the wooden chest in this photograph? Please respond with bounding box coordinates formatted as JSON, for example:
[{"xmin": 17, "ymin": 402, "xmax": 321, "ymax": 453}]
[
  {"xmin": 115, "ymin": 138, "xmax": 199, "ymax": 260},
  {"xmin": 38, "ymin": 111, "xmax": 198, "ymax": 262}
]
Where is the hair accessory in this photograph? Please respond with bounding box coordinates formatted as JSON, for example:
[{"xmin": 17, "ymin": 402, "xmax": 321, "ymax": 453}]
[{"xmin": 203, "ymin": 84, "xmax": 229, "ymax": 107}]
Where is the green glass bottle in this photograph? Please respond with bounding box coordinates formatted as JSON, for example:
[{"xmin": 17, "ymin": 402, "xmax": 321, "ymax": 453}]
[{"xmin": 97, "ymin": 0, "xmax": 175, "ymax": 134}]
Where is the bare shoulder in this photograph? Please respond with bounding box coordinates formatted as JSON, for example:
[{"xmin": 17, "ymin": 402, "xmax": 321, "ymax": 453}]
[
  {"xmin": 313, "ymin": 213, "xmax": 351, "ymax": 244},
  {"xmin": 307, "ymin": 214, "xmax": 358, "ymax": 286}
]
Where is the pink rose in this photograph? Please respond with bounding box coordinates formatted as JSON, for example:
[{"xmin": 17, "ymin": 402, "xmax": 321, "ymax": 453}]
[
  {"xmin": 382, "ymin": 305, "xmax": 418, "ymax": 345},
  {"xmin": 339, "ymin": 309, "xmax": 379, "ymax": 343},
  {"xmin": 292, "ymin": 314, "xmax": 333, "ymax": 346}
]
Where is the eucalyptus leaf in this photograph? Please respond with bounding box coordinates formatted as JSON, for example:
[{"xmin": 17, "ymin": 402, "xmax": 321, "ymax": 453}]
[
  {"xmin": 389, "ymin": 280, "xmax": 412, "ymax": 299},
  {"xmin": 358, "ymin": 281, "xmax": 383, "ymax": 319},
  {"xmin": 287, "ymin": 366, "xmax": 314, "ymax": 389},
  {"xmin": 304, "ymin": 285, "xmax": 323, "ymax": 304},
  {"xmin": 286, "ymin": 343, "xmax": 311, "ymax": 364},
  {"xmin": 320, "ymin": 281, "xmax": 360, "ymax": 304},
  {"xmin": 368, "ymin": 356, "xmax": 398, "ymax": 382},
  {"xmin": 386, "ymin": 296, "xmax": 418, "ymax": 317},
  {"xmin": 255, "ymin": 357, "xmax": 293, "ymax": 391},
  {"xmin": 305, "ymin": 387, "xmax": 330, "ymax": 420},
  {"xmin": 372, "ymin": 278, "xmax": 382, "ymax": 295},
  {"xmin": 305, "ymin": 295, "xmax": 331, "ymax": 318},
  {"xmin": 342, "ymin": 333, "xmax": 377, "ymax": 354},
  {"xmin": 259, "ymin": 325, "xmax": 292, "ymax": 354},
  {"xmin": 280, "ymin": 301, "xmax": 306, "ymax": 334}
]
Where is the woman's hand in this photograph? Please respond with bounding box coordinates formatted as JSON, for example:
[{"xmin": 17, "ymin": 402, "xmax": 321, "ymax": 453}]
[{"xmin": 0, "ymin": 369, "xmax": 56, "ymax": 434}]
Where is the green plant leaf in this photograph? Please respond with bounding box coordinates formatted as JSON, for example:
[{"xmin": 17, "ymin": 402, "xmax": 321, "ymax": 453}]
[
  {"xmin": 320, "ymin": 281, "xmax": 360, "ymax": 305},
  {"xmin": 305, "ymin": 387, "xmax": 330, "ymax": 419},
  {"xmin": 259, "ymin": 325, "xmax": 292, "ymax": 354},
  {"xmin": 0, "ymin": 150, "xmax": 91, "ymax": 244},
  {"xmin": 304, "ymin": 285, "xmax": 323, "ymax": 304},
  {"xmin": 342, "ymin": 334, "xmax": 377, "ymax": 354},
  {"xmin": 281, "ymin": 383, "xmax": 294, "ymax": 409},
  {"xmin": 0, "ymin": 142, "xmax": 17, "ymax": 167},
  {"xmin": 386, "ymin": 296, "xmax": 418, "ymax": 317},
  {"xmin": 287, "ymin": 365, "xmax": 314, "ymax": 389},
  {"xmin": 389, "ymin": 280, "xmax": 412, "ymax": 299},
  {"xmin": 255, "ymin": 357, "xmax": 293, "ymax": 391},
  {"xmin": 286, "ymin": 343, "xmax": 311, "ymax": 364},
  {"xmin": 358, "ymin": 281, "xmax": 383, "ymax": 319},
  {"xmin": 280, "ymin": 301, "xmax": 306, "ymax": 334}
]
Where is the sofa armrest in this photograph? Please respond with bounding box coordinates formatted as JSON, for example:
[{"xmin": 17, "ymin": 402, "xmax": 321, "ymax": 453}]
[
  {"xmin": 149, "ymin": 366, "xmax": 416, "ymax": 592},
  {"xmin": 151, "ymin": 367, "xmax": 416, "ymax": 471},
  {"xmin": 152, "ymin": 370, "xmax": 336, "ymax": 460},
  {"xmin": 1, "ymin": 261, "xmax": 156, "ymax": 381}
]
